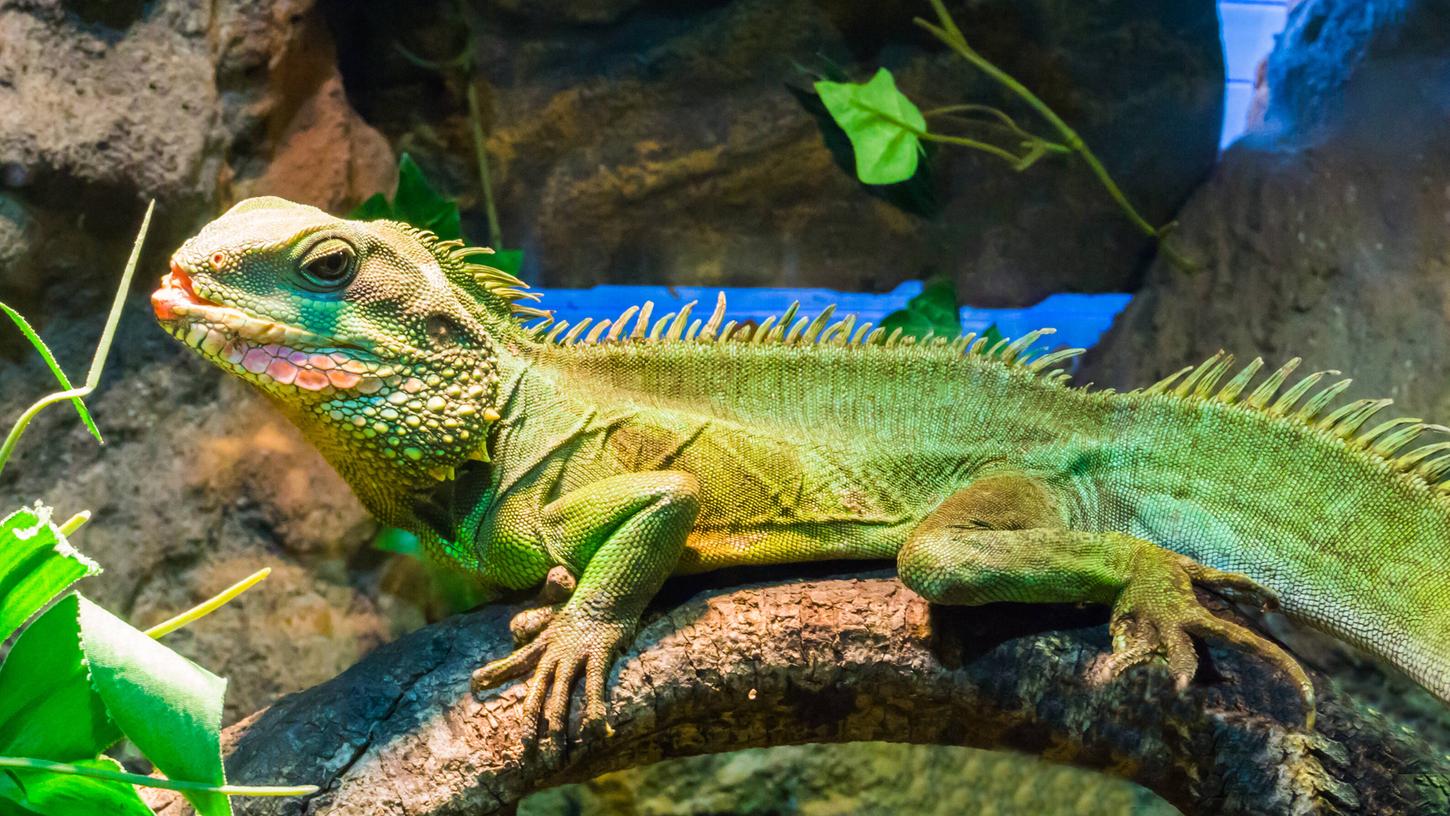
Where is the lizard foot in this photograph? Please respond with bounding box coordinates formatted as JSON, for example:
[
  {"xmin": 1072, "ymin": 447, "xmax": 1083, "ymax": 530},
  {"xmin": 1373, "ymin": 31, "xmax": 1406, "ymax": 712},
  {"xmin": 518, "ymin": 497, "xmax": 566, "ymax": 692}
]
[
  {"xmin": 1088, "ymin": 548, "xmax": 1316, "ymax": 729},
  {"xmin": 509, "ymin": 566, "xmax": 576, "ymax": 646},
  {"xmin": 472, "ymin": 608, "xmax": 630, "ymax": 748}
]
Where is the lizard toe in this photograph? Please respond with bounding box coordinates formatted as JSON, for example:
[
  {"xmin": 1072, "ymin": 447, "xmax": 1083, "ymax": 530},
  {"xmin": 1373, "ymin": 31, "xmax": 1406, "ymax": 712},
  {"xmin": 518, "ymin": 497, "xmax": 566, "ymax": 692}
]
[{"xmin": 472, "ymin": 638, "xmax": 546, "ymax": 694}]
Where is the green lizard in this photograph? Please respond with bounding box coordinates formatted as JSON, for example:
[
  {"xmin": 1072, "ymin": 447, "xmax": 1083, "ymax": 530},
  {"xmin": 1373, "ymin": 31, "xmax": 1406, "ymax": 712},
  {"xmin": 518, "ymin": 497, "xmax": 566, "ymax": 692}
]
[{"xmin": 155, "ymin": 197, "xmax": 1450, "ymax": 745}]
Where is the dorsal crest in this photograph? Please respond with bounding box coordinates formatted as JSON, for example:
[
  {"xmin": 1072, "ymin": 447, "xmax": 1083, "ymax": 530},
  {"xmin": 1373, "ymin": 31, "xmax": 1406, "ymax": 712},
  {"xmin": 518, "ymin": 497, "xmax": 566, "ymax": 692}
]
[{"xmin": 1133, "ymin": 352, "xmax": 1450, "ymax": 495}]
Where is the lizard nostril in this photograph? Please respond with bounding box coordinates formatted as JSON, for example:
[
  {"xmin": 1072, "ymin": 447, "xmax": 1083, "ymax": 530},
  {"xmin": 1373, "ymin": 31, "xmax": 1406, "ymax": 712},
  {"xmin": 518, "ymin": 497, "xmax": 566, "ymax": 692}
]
[{"xmin": 210, "ymin": 252, "xmax": 225, "ymax": 271}]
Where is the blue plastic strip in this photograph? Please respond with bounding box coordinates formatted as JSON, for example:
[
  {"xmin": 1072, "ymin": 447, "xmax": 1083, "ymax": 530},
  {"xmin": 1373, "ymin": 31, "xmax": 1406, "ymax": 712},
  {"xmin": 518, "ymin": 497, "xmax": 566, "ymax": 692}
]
[{"xmin": 533, "ymin": 282, "xmax": 1132, "ymax": 351}]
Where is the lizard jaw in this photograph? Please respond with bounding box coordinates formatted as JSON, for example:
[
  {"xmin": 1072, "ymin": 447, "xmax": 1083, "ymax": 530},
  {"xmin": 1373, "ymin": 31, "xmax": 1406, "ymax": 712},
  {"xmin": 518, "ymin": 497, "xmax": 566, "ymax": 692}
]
[{"xmin": 152, "ymin": 262, "xmax": 400, "ymax": 396}]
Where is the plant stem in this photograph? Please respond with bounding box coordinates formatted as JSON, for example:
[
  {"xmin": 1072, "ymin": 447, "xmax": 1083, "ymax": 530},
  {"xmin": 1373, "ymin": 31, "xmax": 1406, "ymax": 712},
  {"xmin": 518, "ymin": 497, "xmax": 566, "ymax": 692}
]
[
  {"xmin": 858, "ymin": 103, "xmax": 1027, "ymax": 166},
  {"xmin": 917, "ymin": 0, "xmax": 1195, "ymax": 270},
  {"xmin": 145, "ymin": 567, "xmax": 271, "ymax": 639},
  {"xmin": 0, "ymin": 756, "xmax": 318, "ymax": 797},
  {"xmin": 0, "ymin": 201, "xmax": 153, "ymax": 477},
  {"xmin": 465, "ymin": 80, "xmax": 504, "ymax": 249}
]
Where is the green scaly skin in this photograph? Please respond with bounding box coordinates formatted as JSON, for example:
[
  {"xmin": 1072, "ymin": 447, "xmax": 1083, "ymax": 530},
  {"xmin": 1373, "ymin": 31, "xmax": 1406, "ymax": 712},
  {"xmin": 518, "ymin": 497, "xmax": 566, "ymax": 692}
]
[{"xmin": 156, "ymin": 197, "xmax": 1450, "ymax": 745}]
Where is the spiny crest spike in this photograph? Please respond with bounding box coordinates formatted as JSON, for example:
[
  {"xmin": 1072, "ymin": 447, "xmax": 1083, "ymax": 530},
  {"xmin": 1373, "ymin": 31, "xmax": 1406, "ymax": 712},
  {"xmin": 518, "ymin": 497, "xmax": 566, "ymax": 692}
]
[
  {"xmin": 784, "ymin": 315, "xmax": 811, "ymax": 344},
  {"xmin": 1172, "ymin": 352, "xmax": 1229, "ymax": 398},
  {"xmin": 778, "ymin": 302, "xmax": 800, "ymax": 332},
  {"xmin": 1269, "ymin": 370, "xmax": 1336, "ymax": 416},
  {"xmin": 666, "ymin": 301, "xmax": 696, "ymax": 341},
  {"xmin": 802, "ymin": 305, "xmax": 836, "ymax": 344},
  {"xmin": 1001, "ymin": 329, "xmax": 1053, "ymax": 367},
  {"xmin": 1245, "ymin": 358, "xmax": 1302, "ymax": 409},
  {"xmin": 1358, "ymin": 417, "xmax": 1421, "ymax": 449},
  {"xmin": 1295, "ymin": 379, "xmax": 1353, "ymax": 422},
  {"xmin": 700, "ymin": 293, "xmax": 727, "ymax": 341},
  {"xmin": 1143, "ymin": 365, "xmax": 1193, "ymax": 396},
  {"xmin": 607, "ymin": 305, "xmax": 639, "ymax": 341},
  {"xmin": 1322, "ymin": 398, "xmax": 1392, "ymax": 437},
  {"xmin": 685, "ymin": 319, "xmax": 702, "ymax": 342},
  {"xmin": 822, "ymin": 314, "xmax": 854, "ymax": 345},
  {"xmin": 545, "ymin": 321, "xmax": 570, "ymax": 343},
  {"xmin": 649, "ymin": 312, "xmax": 675, "ymax": 341},
  {"xmin": 631, "ymin": 301, "xmax": 654, "ymax": 341},
  {"xmin": 563, "ymin": 319, "xmax": 592, "ymax": 345},
  {"xmin": 1216, "ymin": 357, "xmax": 1264, "ymax": 403},
  {"xmin": 1192, "ymin": 354, "xmax": 1236, "ymax": 398},
  {"xmin": 1372, "ymin": 423, "xmax": 1429, "ymax": 457},
  {"xmin": 1396, "ymin": 441, "xmax": 1450, "ymax": 472},
  {"xmin": 585, "ymin": 320, "xmax": 611, "ymax": 345},
  {"xmin": 752, "ymin": 316, "xmax": 778, "ymax": 344},
  {"xmin": 1029, "ymin": 348, "xmax": 1086, "ymax": 372}
]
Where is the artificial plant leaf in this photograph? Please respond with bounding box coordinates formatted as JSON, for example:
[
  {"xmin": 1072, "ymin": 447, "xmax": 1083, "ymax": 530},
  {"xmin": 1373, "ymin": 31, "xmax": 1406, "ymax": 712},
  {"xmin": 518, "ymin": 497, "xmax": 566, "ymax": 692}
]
[
  {"xmin": 980, "ymin": 323, "xmax": 1006, "ymax": 355},
  {"xmin": 0, "ymin": 757, "xmax": 151, "ymax": 816},
  {"xmin": 393, "ymin": 154, "xmax": 462, "ymax": 241},
  {"xmin": 348, "ymin": 192, "xmax": 393, "ymax": 222},
  {"xmin": 0, "ymin": 304, "xmax": 101, "ymax": 444},
  {"xmin": 788, "ymin": 84, "xmax": 939, "ymax": 218},
  {"xmin": 814, "ymin": 68, "xmax": 927, "ymax": 185},
  {"xmin": 0, "ymin": 595, "xmax": 117, "ymax": 761},
  {"xmin": 487, "ymin": 249, "xmax": 525, "ymax": 278},
  {"xmin": 880, "ymin": 278, "xmax": 962, "ymax": 340},
  {"xmin": 77, "ymin": 595, "xmax": 230, "ymax": 816},
  {"xmin": 0, "ymin": 505, "xmax": 99, "ymax": 644}
]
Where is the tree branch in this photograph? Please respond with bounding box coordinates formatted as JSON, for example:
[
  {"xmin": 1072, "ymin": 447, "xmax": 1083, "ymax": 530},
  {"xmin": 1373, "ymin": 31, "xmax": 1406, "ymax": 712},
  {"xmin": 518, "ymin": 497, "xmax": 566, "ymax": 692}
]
[{"xmin": 145, "ymin": 571, "xmax": 1447, "ymax": 816}]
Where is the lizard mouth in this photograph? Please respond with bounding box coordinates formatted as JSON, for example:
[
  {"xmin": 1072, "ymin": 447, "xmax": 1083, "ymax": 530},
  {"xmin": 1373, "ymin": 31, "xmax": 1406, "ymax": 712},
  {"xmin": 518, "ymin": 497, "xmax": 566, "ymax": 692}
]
[{"xmin": 152, "ymin": 262, "xmax": 397, "ymax": 395}]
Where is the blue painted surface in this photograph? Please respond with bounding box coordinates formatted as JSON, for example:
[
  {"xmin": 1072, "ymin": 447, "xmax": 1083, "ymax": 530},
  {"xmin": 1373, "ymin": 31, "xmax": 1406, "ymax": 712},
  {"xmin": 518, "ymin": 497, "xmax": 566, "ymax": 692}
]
[
  {"xmin": 534, "ymin": 282, "xmax": 1132, "ymax": 352},
  {"xmin": 1218, "ymin": 0, "xmax": 1289, "ymax": 147}
]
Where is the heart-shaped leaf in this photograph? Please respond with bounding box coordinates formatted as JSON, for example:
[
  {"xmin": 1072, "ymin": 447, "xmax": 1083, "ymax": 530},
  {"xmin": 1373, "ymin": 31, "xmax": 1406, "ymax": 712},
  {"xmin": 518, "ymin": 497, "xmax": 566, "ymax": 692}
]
[{"xmin": 814, "ymin": 68, "xmax": 927, "ymax": 185}]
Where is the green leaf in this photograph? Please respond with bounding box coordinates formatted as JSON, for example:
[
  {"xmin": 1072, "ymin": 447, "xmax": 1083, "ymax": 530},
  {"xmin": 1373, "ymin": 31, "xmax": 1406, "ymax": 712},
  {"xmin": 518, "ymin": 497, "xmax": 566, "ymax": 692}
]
[
  {"xmin": 77, "ymin": 595, "xmax": 230, "ymax": 816},
  {"xmin": 0, "ymin": 757, "xmax": 151, "ymax": 816},
  {"xmin": 350, "ymin": 154, "xmax": 463, "ymax": 241},
  {"xmin": 392, "ymin": 154, "xmax": 462, "ymax": 241},
  {"xmin": 814, "ymin": 68, "xmax": 927, "ymax": 185},
  {"xmin": 0, "ymin": 505, "xmax": 99, "ymax": 644},
  {"xmin": 980, "ymin": 323, "xmax": 1006, "ymax": 356},
  {"xmin": 0, "ymin": 595, "xmax": 116, "ymax": 762},
  {"xmin": 372, "ymin": 526, "xmax": 422, "ymax": 557},
  {"xmin": 0, "ymin": 304, "xmax": 101, "ymax": 445},
  {"xmin": 488, "ymin": 249, "xmax": 525, "ymax": 278},
  {"xmin": 348, "ymin": 192, "xmax": 393, "ymax": 222},
  {"xmin": 880, "ymin": 278, "xmax": 961, "ymax": 340}
]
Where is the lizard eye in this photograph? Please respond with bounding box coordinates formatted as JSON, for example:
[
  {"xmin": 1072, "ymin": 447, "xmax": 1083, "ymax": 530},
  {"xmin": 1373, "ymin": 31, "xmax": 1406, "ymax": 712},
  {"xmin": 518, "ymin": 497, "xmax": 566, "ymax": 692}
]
[{"xmin": 299, "ymin": 239, "xmax": 356, "ymax": 290}]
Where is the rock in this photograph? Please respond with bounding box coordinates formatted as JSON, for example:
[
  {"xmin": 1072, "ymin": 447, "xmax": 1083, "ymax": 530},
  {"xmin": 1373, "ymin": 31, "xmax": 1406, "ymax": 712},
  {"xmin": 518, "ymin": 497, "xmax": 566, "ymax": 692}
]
[
  {"xmin": 0, "ymin": 0, "xmax": 393, "ymax": 310},
  {"xmin": 221, "ymin": 5, "xmax": 396, "ymax": 212},
  {"xmin": 1081, "ymin": 0, "xmax": 1450, "ymax": 425},
  {"xmin": 329, "ymin": 0, "xmax": 1223, "ymax": 304}
]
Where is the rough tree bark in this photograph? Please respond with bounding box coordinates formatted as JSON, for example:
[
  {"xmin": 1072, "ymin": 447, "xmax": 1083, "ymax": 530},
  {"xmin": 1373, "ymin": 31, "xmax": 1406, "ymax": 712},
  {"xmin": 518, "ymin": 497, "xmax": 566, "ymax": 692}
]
[{"xmin": 146, "ymin": 569, "xmax": 1449, "ymax": 816}]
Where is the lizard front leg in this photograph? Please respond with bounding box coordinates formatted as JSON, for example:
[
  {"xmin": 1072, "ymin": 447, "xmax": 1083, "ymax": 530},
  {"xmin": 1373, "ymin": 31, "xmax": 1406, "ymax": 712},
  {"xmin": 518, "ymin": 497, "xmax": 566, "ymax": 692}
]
[
  {"xmin": 896, "ymin": 473, "xmax": 1316, "ymax": 728},
  {"xmin": 471, "ymin": 471, "xmax": 699, "ymax": 745}
]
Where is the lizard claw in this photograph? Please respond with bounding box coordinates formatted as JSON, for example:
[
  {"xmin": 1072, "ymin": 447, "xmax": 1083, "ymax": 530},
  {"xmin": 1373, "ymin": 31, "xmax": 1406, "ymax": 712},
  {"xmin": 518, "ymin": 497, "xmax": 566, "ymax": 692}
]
[
  {"xmin": 474, "ymin": 607, "xmax": 630, "ymax": 749},
  {"xmin": 1089, "ymin": 550, "xmax": 1316, "ymax": 730}
]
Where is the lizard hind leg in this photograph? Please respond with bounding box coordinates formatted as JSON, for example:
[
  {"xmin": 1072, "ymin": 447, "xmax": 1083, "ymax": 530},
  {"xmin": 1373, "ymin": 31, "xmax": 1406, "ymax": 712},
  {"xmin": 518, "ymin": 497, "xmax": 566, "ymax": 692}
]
[{"xmin": 896, "ymin": 473, "xmax": 1316, "ymax": 729}]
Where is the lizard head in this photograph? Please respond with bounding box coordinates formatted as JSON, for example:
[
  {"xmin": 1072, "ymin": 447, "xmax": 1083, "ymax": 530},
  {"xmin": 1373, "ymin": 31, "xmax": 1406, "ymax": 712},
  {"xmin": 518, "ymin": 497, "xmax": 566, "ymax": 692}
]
[{"xmin": 154, "ymin": 196, "xmax": 519, "ymax": 499}]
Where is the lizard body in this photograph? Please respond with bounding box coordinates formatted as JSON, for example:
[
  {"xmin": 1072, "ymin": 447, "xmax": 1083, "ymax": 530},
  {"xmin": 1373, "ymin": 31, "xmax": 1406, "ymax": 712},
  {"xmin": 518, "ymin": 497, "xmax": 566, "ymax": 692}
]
[{"xmin": 155, "ymin": 197, "xmax": 1450, "ymax": 740}]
